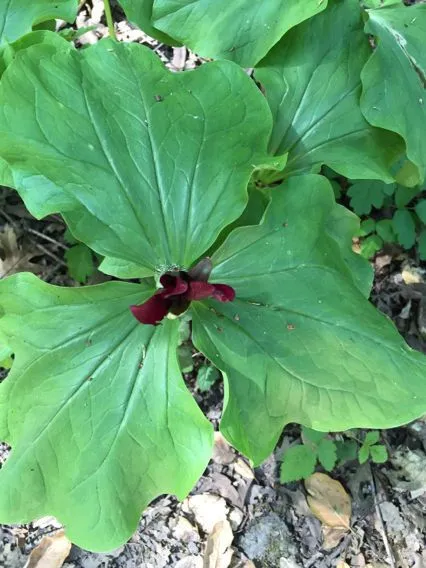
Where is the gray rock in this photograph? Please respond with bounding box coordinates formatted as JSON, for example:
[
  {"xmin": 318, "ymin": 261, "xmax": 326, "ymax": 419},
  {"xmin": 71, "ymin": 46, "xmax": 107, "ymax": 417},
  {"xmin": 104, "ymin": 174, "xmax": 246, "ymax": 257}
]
[{"xmin": 239, "ymin": 513, "xmax": 300, "ymax": 568}]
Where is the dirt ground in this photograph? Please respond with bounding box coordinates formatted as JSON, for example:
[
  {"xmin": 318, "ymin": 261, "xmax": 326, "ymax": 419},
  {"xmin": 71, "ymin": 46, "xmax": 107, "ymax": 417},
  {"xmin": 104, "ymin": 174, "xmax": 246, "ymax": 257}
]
[{"xmin": 1, "ymin": 1, "xmax": 426, "ymax": 567}]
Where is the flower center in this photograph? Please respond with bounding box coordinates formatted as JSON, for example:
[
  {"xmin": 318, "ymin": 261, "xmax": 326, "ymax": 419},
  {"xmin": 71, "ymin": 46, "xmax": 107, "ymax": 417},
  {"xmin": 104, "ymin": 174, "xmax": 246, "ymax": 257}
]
[{"xmin": 130, "ymin": 258, "xmax": 235, "ymax": 326}]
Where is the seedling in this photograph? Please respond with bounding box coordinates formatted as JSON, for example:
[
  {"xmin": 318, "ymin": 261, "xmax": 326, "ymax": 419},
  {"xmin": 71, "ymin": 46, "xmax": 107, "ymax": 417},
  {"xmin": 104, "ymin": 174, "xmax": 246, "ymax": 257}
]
[
  {"xmin": 280, "ymin": 429, "xmax": 388, "ymax": 483},
  {"xmin": 280, "ymin": 428, "xmax": 338, "ymax": 483}
]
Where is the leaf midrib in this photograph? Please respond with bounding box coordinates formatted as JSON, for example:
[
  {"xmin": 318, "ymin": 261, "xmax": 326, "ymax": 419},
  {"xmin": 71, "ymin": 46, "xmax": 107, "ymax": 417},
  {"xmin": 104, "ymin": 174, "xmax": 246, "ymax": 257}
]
[
  {"xmin": 4, "ymin": 320, "xmax": 142, "ymax": 483},
  {"xmin": 70, "ymin": 325, "xmax": 153, "ymax": 494},
  {"xmin": 230, "ymin": 298, "xmax": 425, "ymax": 374},
  {"xmin": 282, "ymin": 83, "xmax": 361, "ymax": 158},
  {"xmin": 80, "ymin": 86, "xmax": 156, "ymax": 265},
  {"xmin": 196, "ymin": 304, "xmax": 421, "ymax": 410}
]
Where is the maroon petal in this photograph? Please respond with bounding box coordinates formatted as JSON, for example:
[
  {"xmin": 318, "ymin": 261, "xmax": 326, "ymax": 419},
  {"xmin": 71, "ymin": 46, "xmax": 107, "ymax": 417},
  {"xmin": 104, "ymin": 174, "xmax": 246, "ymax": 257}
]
[
  {"xmin": 188, "ymin": 258, "xmax": 213, "ymax": 282},
  {"xmin": 188, "ymin": 281, "xmax": 236, "ymax": 303},
  {"xmin": 187, "ymin": 280, "xmax": 217, "ymax": 301},
  {"xmin": 130, "ymin": 294, "xmax": 171, "ymax": 325},
  {"xmin": 211, "ymin": 284, "xmax": 236, "ymax": 302},
  {"xmin": 159, "ymin": 274, "xmax": 188, "ymax": 298}
]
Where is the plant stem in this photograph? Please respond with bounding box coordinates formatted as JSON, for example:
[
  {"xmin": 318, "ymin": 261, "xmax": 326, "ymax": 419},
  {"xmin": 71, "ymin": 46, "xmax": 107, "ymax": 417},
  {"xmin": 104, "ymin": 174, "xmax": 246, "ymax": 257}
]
[{"xmin": 103, "ymin": 0, "xmax": 117, "ymax": 41}]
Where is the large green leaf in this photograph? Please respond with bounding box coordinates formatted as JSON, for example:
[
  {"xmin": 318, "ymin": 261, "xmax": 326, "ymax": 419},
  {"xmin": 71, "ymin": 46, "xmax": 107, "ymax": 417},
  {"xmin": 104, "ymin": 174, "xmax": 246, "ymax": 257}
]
[
  {"xmin": 0, "ymin": 273, "xmax": 213, "ymax": 551},
  {"xmin": 363, "ymin": 0, "xmax": 401, "ymax": 7},
  {"xmin": 0, "ymin": 0, "xmax": 77, "ymax": 45},
  {"xmin": 98, "ymin": 256, "xmax": 154, "ymax": 280},
  {"xmin": 0, "ymin": 25, "xmax": 73, "ymax": 182},
  {"xmin": 255, "ymin": 0, "xmax": 404, "ymax": 181},
  {"xmin": 0, "ymin": 29, "xmax": 69, "ymax": 76},
  {"xmin": 192, "ymin": 174, "xmax": 426, "ymax": 465},
  {"xmin": 0, "ymin": 39, "xmax": 275, "ymax": 277},
  {"xmin": 361, "ymin": 3, "xmax": 426, "ymax": 185},
  {"xmin": 325, "ymin": 203, "xmax": 373, "ymax": 297},
  {"xmin": 149, "ymin": 0, "xmax": 328, "ymax": 67},
  {"xmin": 0, "ymin": 31, "xmax": 71, "ymax": 182},
  {"xmin": 118, "ymin": 0, "xmax": 177, "ymax": 44},
  {"xmin": 212, "ymin": 183, "xmax": 373, "ymax": 298}
]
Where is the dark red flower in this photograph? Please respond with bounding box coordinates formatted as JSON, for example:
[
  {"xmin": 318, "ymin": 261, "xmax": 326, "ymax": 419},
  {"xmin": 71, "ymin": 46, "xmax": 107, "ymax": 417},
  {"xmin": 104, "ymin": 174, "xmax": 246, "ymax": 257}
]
[{"xmin": 130, "ymin": 258, "xmax": 235, "ymax": 325}]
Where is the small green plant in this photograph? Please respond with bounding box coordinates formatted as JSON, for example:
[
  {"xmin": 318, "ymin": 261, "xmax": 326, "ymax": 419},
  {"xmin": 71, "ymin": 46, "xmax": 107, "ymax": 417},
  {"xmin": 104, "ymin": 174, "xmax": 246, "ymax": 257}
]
[
  {"xmin": 357, "ymin": 431, "xmax": 388, "ymax": 464},
  {"xmin": 344, "ymin": 179, "xmax": 426, "ymax": 259},
  {"xmin": 280, "ymin": 427, "xmax": 338, "ymax": 483},
  {"xmin": 196, "ymin": 364, "xmax": 220, "ymax": 392},
  {"xmin": 64, "ymin": 229, "xmax": 97, "ymax": 284},
  {"xmin": 280, "ymin": 428, "xmax": 388, "ymax": 483}
]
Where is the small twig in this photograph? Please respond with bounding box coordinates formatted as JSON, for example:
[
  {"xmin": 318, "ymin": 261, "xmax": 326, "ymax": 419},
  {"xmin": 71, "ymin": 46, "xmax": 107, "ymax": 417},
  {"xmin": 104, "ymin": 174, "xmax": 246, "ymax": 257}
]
[
  {"xmin": 27, "ymin": 227, "xmax": 68, "ymax": 251},
  {"xmin": 42, "ymin": 262, "xmax": 63, "ymax": 283},
  {"xmin": 369, "ymin": 464, "xmax": 397, "ymax": 568},
  {"xmin": 103, "ymin": 0, "xmax": 117, "ymax": 40},
  {"xmin": 35, "ymin": 243, "xmax": 67, "ymax": 267},
  {"xmin": 0, "ymin": 209, "xmax": 18, "ymax": 229}
]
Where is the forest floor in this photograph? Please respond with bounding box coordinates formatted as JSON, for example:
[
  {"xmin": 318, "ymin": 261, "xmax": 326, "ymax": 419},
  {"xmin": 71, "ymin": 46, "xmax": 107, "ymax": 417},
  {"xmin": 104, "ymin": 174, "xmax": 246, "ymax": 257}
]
[{"xmin": 1, "ymin": 1, "xmax": 426, "ymax": 567}]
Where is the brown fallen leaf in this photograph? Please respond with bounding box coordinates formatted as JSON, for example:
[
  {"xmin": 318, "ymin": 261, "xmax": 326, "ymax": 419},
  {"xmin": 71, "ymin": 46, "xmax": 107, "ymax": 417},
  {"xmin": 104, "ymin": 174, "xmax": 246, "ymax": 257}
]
[
  {"xmin": 197, "ymin": 472, "xmax": 243, "ymax": 509},
  {"xmin": 233, "ymin": 458, "xmax": 254, "ymax": 480},
  {"xmin": 305, "ymin": 472, "xmax": 351, "ymax": 550},
  {"xmin": 212, "ymin": 432, "xmax": 235, "ymax": 465},
  {"xmin": 24, "ymin": 530, "xmax": 71, "ymax": 568},
  {"xmin": 184, "ymin": 494, "xmax": 228, "ymax": 534},
  {"xmin": 203, "ymin": 520, "xmax": 233, "ymax": 568},
  {"xmin": 402, "ymin": 263, "xmax": 425, "ymax": 285},
  {"xmin": 0, "ymin": 225, "xmax": 41, "ymax": 278},
  {"xmin": 173, "ymin": 516, "xmax": 200, "ymax": 544},
  {"xmin": 322, "ymin": 524, "xmax": 350, "ymax": 549}
]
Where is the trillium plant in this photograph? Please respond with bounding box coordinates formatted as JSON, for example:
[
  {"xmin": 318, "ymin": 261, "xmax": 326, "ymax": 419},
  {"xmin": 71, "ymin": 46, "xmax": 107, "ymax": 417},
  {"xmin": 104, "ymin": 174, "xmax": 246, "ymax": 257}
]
[{"xmin": 0, "ymin": 0, "xmax": 425, "ymax": 552}]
